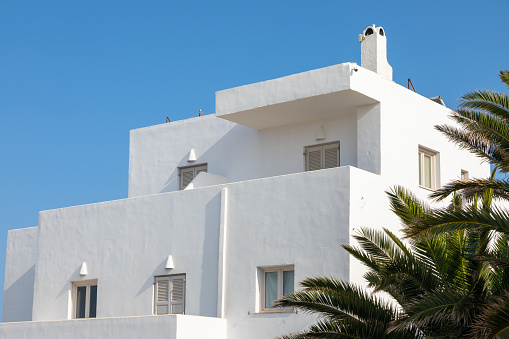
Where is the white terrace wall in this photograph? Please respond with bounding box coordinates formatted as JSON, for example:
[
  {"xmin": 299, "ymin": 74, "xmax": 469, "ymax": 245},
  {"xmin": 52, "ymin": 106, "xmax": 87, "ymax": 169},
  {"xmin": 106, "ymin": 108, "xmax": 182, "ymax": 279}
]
[
  {"xmin": 128, "ymin": 112, "xmax": 359, "ymax": 197},
  {"xmin": 32, "ymin": 186, "xmax": 224, "ymax": 321},
  {"xmin": 3, "ymin": 227, "xmax": 38, "ymax": 322},
  {"xmin": 25, "ymin": 165, "xmax": 377, "ymax": 338},
  {"xmin": 0, "ymin": 314, "xmax": 227, "ymax": 339}
]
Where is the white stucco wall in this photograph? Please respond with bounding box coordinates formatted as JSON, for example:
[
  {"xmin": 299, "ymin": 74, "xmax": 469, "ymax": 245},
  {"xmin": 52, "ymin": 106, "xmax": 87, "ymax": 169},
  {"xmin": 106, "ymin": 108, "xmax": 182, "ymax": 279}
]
[
  {"xmin": 128, "ymin": 111, "xmax": 360, "ymax": 198},
  {"xmin": 0, "ymin": 314, "xmax": 226, "ymax": 339},
  {"xmin": 3, "ymin": 227, "xmax": 38, "ymax": 322},
  {"xmin": 23, "ymin": 165, "xmax": 385, "ymax": 338},
  {"xmin": 32, "ymin": 186, "xmax": 224, "ymax": 321}
]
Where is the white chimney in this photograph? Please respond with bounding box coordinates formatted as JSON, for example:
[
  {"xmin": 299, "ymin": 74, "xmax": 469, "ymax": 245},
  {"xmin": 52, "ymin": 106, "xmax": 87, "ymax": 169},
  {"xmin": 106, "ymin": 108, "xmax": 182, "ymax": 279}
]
[{"xmin": 359, "ymin": 24, "xmax": 392, "ymax": 81}]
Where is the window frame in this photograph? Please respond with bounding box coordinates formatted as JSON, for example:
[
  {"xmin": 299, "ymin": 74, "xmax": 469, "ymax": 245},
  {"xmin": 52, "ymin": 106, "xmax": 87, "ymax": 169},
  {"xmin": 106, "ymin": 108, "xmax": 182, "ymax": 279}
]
[
  {"xmin": 178, "ymin": 163, "xmax": 207, "ymax": 190},
  {"xmin": 461, "ymin": 169, "xmax": 469, "ymax": 181},
  {"xmin": 418, "ymin": 146, "xmax": 439, "ymax": 190},
  {"xmin": 304, "ymin": 141, "xmax": 340, "ymax": 171},
  {"xmin": 71, "ymin": 279, "xmax": 98, "ymax": 319},
  {"xmin": 259, "ymin": 265, "xmax": 294, "ymax": 313},
  {"xmin": 153, "ymin": 274, "xmax": 186, "ymax": 315}
]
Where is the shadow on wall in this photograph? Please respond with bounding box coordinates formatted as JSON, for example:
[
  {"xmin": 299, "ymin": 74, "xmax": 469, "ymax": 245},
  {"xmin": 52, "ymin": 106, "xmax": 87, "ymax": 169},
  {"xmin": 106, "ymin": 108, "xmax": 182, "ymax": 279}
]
[
  {"xmin": 160, "ymin": 124, "xmax": 261, "ymax": 194},
  {"xmin": 3, "ymin": 265, "xmax": 35, "ymax": 322}
]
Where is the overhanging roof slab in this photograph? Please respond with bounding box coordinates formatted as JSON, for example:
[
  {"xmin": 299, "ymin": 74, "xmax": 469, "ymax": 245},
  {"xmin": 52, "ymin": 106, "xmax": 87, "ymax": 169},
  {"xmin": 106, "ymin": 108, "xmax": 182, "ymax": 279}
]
[{"xmin": 215, "ymin": 63, "xmax": 378, "ymax": 130}]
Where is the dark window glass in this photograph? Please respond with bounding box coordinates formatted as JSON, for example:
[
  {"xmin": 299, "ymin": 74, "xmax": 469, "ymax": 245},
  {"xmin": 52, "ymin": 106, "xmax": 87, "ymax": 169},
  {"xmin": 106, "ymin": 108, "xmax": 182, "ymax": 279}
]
[
  {"xmin": 76, "ymin": 286, "xmax": 87, "ymax": 318},
  {"xmin": 89, "ymin": 285, "xmax": 97, "ymax": 318}
]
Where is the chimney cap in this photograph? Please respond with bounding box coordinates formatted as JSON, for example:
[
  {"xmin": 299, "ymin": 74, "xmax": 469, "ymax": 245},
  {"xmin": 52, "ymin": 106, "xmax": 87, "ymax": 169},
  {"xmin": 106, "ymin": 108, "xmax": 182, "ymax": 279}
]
[{"xmin": 363, "ymin": 25, "xmax": 385, "ymax": 37}]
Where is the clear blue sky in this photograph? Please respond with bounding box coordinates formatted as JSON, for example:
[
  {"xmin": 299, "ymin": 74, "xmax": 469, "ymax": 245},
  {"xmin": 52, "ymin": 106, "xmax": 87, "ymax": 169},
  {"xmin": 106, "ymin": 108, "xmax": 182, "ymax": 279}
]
[{"xmin": 0, "ymin": 0, "xmax": 508, "ymax": 319}]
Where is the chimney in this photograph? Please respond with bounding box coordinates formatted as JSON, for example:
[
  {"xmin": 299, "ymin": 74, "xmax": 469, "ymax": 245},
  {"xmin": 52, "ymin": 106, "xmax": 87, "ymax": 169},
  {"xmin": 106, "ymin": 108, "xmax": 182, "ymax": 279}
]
[{"xmin": 359, "ymin": 25, "xmax": 392, "ymax": 81}]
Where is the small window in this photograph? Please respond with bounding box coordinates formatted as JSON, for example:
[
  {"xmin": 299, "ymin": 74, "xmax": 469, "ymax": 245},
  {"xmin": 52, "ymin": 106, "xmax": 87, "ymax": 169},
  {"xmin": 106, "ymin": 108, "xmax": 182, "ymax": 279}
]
[
  {"xmin": 178, "ymin": 164, "xmax": 207, "ymax": 190},
  {"xmin": 419, "ymin": 146, "xmax": 439, "ymax": 189},
  {"xmin": 72, "ymin": 280, "xmax": 97, "ymax": 319},
  {"xmin": 154, "ymin": 274, "xmax": 186, "ymax": 315},
  {"xmin": 304, "ymin": 142, "xmax": 339, "ymax": 171},
  {"xmin": 260, "ymin": 266, "xmax": 294, "ymax": 312},
  {"xmin": 461, "ymin": 170, "xmax": 469, "ymax": 181}
]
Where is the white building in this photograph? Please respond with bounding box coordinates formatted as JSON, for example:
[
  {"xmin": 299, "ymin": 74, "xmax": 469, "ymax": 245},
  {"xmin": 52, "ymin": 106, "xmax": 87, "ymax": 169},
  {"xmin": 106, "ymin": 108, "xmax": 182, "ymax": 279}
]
[{"xmin": 1, "ymin": 26, "xmax": 489, "ymax": 338}]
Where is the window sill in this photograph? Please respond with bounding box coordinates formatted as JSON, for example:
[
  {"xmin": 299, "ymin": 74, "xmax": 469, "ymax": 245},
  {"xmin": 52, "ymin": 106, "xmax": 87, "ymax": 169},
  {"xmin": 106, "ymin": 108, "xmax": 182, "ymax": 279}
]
[
  {"xmin": 418, "ymin": 185, "xmax": 435, "ymax": 192},
  {"xmin": 256, "ymin": 308, "xmax": 295, "ymax": 314}
]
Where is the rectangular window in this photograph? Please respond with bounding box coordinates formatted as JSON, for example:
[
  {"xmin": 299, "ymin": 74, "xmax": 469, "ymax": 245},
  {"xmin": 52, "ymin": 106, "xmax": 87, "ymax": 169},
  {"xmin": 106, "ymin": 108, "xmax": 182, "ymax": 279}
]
[
  {"xmin": 260, "ymin": 266, "xmax": 294, "ymax": 311},
  {"xmin": 461, "ymin": 169, "xmax": 469, "ymax": 181},
  {"xmin": 305, "ymin": 142, "xmax": 339, "ymax": 171},
  {"xmin": 154, "ymin": 274, "xmax": 186, "ymax": 315},
  {"xmin": 72, "ymin": 280, "xmax": 97, "ymax": 319},
  {"xmin": 418, "ymin": 146, "xmax": 439, "ymax": 189},
  {"xmin": 178, "ymin": 164, "xmax": 207, "ymax": 190}
]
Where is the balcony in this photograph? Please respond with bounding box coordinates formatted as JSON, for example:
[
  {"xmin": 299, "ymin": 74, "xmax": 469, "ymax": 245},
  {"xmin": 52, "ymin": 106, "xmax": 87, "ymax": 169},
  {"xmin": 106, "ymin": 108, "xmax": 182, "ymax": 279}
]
[{"xmin": 215, "ymin": 63, "xmax": 378, "ymax": 130}]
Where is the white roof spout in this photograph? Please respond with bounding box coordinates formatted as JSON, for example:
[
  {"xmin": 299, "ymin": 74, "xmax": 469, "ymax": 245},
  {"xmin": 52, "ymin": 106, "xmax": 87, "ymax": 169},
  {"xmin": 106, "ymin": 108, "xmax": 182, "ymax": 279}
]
[{"xmin": 359, "ymin": 24, "xmax": 393, "ymax": 81}]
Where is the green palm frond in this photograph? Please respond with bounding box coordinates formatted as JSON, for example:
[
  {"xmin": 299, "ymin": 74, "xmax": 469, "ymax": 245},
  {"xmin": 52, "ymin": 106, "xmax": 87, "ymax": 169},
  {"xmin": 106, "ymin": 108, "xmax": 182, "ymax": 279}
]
[
  {"xmin": 435, "ymin": 123, "xmax": 505, "ymax": 167},
  {"xmin": 430, "ymin": 178, "xmax": 509, "ymax": 202},
  {"xmin": 500, "ymin": 70, "xmax": 509, "ymax": 89},
  {"xmin": 386, "ymin": 186, "xmax": 429, "ymax": 226},
  {"xmin": 274, "ymin": 278, "xmax": 407, "ymax": 339},
  {"xmin": 390, "ymin": 289, "xmax": 476, "ymax": 337},
  {"xmin": 472, "ymin": 291, "xmax": 509, "ymax": 339},
  {"xmin": 458, "ymin": 90, "xmax": 509, "ymax": 122},
  {"xmin": 404, "ymin": 206, "xmax": 509, "ymax": 239}
]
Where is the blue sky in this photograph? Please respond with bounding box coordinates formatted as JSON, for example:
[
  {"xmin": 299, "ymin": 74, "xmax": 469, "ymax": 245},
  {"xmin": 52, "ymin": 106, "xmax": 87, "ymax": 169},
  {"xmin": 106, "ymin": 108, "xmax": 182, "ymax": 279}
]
[{"xmin": 0, "ymin": 0, "xmax": 508, "ymax": 319}]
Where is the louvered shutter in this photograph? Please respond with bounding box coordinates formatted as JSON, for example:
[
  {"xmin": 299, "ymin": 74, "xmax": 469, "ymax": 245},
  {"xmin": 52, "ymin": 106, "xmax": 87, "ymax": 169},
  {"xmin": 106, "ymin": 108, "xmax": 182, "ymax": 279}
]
[
  {"xmin": 323, "ymin": 143, "xmax": 339, "ymax": 169},
  {"xmin": 170, "ymin": 275, "xmax": 186, "ymax": 314},
  {"xmin": 306, "ymin": 146, "xmax": 322, "ymax": 171},
  {"xmin": 180, "ymin": 168, "xmax": 195, "ymax": 190},
  {"xmin": 195, "ymin": 164, "xmax": 207, "ymax": 175},
  {"xmin": 155, "ymin": 277, "xmax": 170, "ymax": 315}
]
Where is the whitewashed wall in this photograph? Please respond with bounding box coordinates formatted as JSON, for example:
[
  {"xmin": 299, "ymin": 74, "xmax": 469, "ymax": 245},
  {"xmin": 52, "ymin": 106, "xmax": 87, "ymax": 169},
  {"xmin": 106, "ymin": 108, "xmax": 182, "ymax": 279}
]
[
  {"xmin": 0, "ymin": 314, "xmax": 226, "ymax": 339},
  {"xmin": 3, "ymin": 227, "xmax": 38, "ymax": 322},
  {"xmin": 32, "ymin": 186, "xmax": 223, "ymax": 321},
  {"xmin": 128, "ymin": 113, "xmax": 359, "ymax": 198}
]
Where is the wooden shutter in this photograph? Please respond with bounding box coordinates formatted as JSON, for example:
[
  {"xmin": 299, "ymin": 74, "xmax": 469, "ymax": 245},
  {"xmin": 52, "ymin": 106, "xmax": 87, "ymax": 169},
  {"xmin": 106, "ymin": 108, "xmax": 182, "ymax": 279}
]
[
  {"xmin": 195, "ymin": 164, "xmax": 207, "ymax": 175},
  {"xmin": 180, "ymin": 168, "xmax": 195, "ymax": 190},
  {"xmin": 306, "ymin": 146, "xmax": 322, "ymax": 171},
  {"xmin": 179, "ymin": 164, "xmax": 208, "ymax": 190},
  {"xmin": 170, "ymin": 275, "xmax": 186, "ymax": 314},
  {"xmin": 323, "ymin": 143, "xmax": 339, "ymax": 169},
  {"xmin": 155, "ymin": 277, "xmax": 170, "ymax": 315}
]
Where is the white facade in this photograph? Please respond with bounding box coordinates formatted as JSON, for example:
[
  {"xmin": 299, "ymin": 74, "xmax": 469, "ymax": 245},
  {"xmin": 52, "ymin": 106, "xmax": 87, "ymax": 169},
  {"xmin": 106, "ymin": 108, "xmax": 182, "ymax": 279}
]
[{"xmin": 2, "ymin": 26, "xmax": 489, "ymax": 339}]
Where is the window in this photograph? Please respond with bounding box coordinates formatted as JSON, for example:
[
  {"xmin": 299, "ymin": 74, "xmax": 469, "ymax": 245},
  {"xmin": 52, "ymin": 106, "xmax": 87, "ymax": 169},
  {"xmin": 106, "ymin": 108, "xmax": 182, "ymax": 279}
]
[
  {"xmin": 461, "ymin": 169, "xmax": 469, "ymax": 181},
  {"xmin": 418, "ymin": 146, "xmax": 438, "ymax": 189},
  {"xmin": 72, "ymin": 280, "xmax": 97, "ymax": 319},
  {"xmin": 178, "ymin": 164, "xmax": 207, "ymax": 190},
  {"xmin": 260, "ymin": 266, "xmax": 294, "ymax": 312},
  {"xmin": 154, "ymin": 274, "xmax": 186, "ymax": 315},
  {"xmin": 304, "ymin": 142, "xmax": 340, "ymax": 171}
]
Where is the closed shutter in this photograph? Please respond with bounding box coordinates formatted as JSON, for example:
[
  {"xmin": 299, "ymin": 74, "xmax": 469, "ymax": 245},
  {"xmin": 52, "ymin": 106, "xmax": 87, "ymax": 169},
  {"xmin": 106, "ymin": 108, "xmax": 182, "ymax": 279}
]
[
  {"xmin": 195, "ymin": 164, "xmax": 207, "ymax": 175},
  {"xmin": 323, "ymin": 143, "xmax": 339, "ymax": 169},
  {"xmin": 179, "ymin": 164, "xmax": 208, "ymax": 190},
  {"xmin": 306, "ymin": 146, "xmax": 322, "ymax": 171},
  {"xmin": 170, "ymin": 275, "xmax": 186, "ymax": 314},
  {"xmin": 180, "ymin": 168, "xmax": 195, "ymax": 190},
  {"xmin": 305, "ymin": 142, "xmax": 340, "ymax": 171},
  {"xmin": 155, "ymin": 277, "xmax": 170, "ymax": 315}
]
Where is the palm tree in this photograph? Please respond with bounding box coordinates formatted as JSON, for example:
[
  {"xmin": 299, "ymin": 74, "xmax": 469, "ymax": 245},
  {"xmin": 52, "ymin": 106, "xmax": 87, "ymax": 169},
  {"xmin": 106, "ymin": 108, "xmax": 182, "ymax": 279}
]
[
  {"xmin": 432, "ymin": 70, "xmax": 509, "ymax": 201},
  {"xmin": 276, "ymin": 187, "xmax": 509, "ymax": 338}
]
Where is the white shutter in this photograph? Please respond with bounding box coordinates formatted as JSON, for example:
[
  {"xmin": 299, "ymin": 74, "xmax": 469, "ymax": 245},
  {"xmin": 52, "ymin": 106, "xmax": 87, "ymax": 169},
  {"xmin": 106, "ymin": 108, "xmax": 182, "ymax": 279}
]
[
  {"xmin": 170, "ymin": 275, "xmax": 186, "ymax": 314},
  {"xmin": 306, "ymin": 146, "xmax": 322, "ymax": 171},
  {"xmin": 155, "ymin": 277, "xmax": 170, "ymax": 315},
  {"xmin": 323, "ymin": 143, "xmax": 339, "ymax": 169}
]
